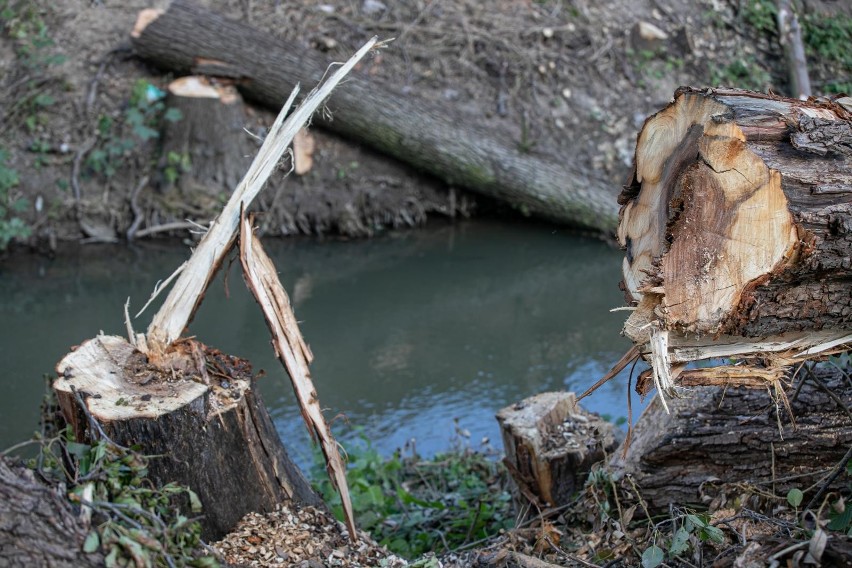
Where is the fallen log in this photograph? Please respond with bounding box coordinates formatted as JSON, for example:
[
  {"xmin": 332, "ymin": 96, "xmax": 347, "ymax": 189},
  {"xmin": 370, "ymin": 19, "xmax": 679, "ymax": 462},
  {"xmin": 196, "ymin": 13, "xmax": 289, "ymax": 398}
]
[
  {"xmin": 130, "ymin": 0, "xmax": 620, "ymax": 233},
  {"xmin": 0, "ymin": 456, "xmax": 103, "ymax": 567},
  {"xmin": 613, "ymin": 364, "xmax": 852, "ymax": 512},
  {"xmin": 617, "ymin": 87, "xmax": 851, "ymax": 392}
]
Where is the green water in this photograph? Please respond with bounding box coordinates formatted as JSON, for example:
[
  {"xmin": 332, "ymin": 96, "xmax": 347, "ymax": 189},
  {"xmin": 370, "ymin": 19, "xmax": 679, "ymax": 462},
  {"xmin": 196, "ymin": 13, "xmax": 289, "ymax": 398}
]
[{"xmin": 0, "ymin": 220, "xmax": 639, "ymax": 468}]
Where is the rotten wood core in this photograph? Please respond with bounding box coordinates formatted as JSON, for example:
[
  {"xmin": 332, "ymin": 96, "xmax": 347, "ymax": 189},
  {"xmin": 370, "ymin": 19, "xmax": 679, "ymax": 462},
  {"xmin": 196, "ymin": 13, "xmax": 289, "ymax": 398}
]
[
  {"xmin": 53, "ymin": 335, "xmax": 321, "ymax": 540},
  {"xmin": 616, "ymin": 87, "xmax": 851, "ymax": 394}
]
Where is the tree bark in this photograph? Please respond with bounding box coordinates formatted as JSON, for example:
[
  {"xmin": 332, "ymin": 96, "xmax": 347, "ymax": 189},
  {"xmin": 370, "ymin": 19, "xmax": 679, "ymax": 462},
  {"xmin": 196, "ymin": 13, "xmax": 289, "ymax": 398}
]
[
  {"xmin": 157, "ymin": 76, "xmax": 253, "ymax": 196},
  {"xmin": 53, "ymin": 336, "xmax": 322, "ymax": 541},
  {"xmin": 616, "ymin": 87, "xmax": 851, "ymax": 386},
  {"xmin": 613, "ymin": 364, "xmax": 852, "ymax": 512},
  {"xmin": 0, "ymin": 457, "xmax": 103, "ymax": 568},
  {"xmin": 130, "ymin": 0, "xmax": 620, "ymax": 233},
  {"xmin": 497, "ymin": 392, "xmax": 617, "ymax": 513}
]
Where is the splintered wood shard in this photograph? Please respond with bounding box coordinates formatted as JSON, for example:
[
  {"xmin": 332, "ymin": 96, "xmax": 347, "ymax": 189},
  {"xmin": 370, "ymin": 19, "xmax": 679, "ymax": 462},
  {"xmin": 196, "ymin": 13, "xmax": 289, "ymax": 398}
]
[
  {"xmin": 144, "ymin": 36, "xmax": 379, "ymax": 356},
  {"xmin": 239, "ymin": 213, "xmax": 356, "ymax": 540},
  {"xmin": 616, "ymin": 87, "xmax": 852, "ymax": 399}
]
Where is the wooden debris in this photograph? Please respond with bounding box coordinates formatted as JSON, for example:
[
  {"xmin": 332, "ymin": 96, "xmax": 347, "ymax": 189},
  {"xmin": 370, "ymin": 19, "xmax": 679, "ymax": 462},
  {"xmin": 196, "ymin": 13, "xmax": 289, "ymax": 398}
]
[
  {"xmin": 293, "ymin": 128, "xmax": 316, "ymax": 176},
  {"xmin": 213, "ymin": 503, "xmax": 406, "ymax": 567},
  {"xmin": 145, "ymin": 36, "xmax": 380, "ymax": 355},
  {"xmin": 239, "ymin": 212, "xmax": 356, "ymax": 540},
  {"xmin": 497, "ymin": 392, "xmax": 616, "ymax": 513}
]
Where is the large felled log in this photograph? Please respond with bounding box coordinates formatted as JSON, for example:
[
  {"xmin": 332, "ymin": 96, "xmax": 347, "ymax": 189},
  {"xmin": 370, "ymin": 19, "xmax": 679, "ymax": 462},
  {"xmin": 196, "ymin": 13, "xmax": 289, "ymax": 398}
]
[
  {"xmin": 613, "ymin": 364, "xmax": 852, "ymax": 512},
  {"xmin": 53, "ymin": 336, "xmax": 322, "ymax": 540},
  {"xmin": 497, "ymin": 392, "xmax": 616, "ymax": 513},
  {"xmin": 0, "ymin": 456, "xmax": 103, "ymax": 567},
  {"xmin": 618, "ymin": 88, "xmax": 851, "ymax": 390},
  {"xmin": 130, "ymin": 0, "xmax": 620, "ymax": 232}
]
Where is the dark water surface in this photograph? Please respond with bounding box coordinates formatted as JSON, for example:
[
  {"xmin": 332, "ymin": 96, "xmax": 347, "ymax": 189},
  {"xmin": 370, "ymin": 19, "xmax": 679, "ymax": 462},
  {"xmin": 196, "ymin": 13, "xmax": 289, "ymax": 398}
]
[{"xmin": 0, "ymin": 220, "xmax": 640, "ymax": 469}]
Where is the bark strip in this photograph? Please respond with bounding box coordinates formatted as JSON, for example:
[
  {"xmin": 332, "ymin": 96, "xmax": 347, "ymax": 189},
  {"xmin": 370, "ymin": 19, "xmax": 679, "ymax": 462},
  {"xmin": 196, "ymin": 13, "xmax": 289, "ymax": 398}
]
[{"xmin": 239, "ymin": 213, "xmax": 356, "ymax": 539}]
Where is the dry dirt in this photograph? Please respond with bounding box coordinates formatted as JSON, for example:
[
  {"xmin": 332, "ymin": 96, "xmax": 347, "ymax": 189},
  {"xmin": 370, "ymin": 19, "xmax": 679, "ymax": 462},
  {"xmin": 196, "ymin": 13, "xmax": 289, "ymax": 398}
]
[{"xmin": 1, "ymin": 0, "xmax": 847, "ymax": 252}]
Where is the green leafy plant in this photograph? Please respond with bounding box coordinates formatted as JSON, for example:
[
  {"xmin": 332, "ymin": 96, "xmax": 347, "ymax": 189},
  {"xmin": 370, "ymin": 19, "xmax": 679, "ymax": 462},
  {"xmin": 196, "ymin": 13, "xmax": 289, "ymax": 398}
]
[
  {"xmin": 0, "ymin": 148, "xmax": 31, "ymax": 250},
  {"xmin": 29, "ymin": 427, "xmax": 218, "ymax": 567},
  {"xmin": 311, "ymin": 434, "xmax": 513, "ymax": 559},
  {"xmin": 164, "ymin": 151, "xmax": 192, "ymax": 184}
]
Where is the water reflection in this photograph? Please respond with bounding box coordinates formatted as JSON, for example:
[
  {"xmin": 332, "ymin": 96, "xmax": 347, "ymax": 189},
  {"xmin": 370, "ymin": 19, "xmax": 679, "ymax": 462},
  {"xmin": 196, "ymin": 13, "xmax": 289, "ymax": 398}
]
[{"xmin": 0, "ymin": 220, "xmax": 643, "ymax": 469}]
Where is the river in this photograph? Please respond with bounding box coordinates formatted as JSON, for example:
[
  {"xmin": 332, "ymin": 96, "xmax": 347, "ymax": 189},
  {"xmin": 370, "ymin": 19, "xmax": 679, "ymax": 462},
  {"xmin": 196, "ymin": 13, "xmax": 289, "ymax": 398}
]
[{"xmin": 0, "ymin": 220, "xmax": 641, "ymax": 470}]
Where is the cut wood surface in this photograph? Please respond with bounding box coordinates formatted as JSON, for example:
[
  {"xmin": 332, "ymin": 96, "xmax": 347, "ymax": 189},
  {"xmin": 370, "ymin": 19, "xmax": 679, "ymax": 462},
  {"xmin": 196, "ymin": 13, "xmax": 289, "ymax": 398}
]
[
  {"xmin": 497, "ymin": 392, "xmax": 616, "ymax": 513},
  {"xmin": 130, "ymin": 0, "xmax": 620, "ymax": 232},
  {"xmin": 53, "ymin": 335, "xmax": 322, "ymax": 540},
  {"xmin": 613, "ymin": 365, "xmax": 852, "ymax": 512},
  {"xmin": 616, "ymin": 87, "xmax": 851, "ymax": 391},
  {"xmin": 239, "ymin": 213, "xmax": 356, "ymax": 539}
]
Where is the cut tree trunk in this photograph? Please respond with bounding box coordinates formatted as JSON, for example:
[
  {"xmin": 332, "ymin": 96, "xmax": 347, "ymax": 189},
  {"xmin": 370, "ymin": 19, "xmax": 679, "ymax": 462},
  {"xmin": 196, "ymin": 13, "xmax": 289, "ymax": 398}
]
[
  {"xmin": 157, "ymin": 76, "xmax": 253, "ymax": 196},
  {"xmin": 53, "ymin": 336, "xmax": 322, "ymax": 540},
  {"xmin": 497, "ymin": 392, "xmax": 616, "ymax": 513},
  {"xmin": 0, "ymin": 456, "xmax": 103, "ymax": 568},
  {"xmin": 130, "ymin": 0, "xmax": 620, "ymax": 233},
  {"xmin": 617, "ymin": 87, "xmax": 851, "ymax": 389},
  {"xmin": 612, "ymin": 364, "xmax": 852, "ymax": 512}
]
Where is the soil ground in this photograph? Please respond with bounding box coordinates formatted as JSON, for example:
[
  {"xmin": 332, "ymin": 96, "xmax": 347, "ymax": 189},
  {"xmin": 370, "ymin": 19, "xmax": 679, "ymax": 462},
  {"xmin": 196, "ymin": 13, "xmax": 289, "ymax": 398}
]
[{"xmin": 1, "ymin": 0, "xmax": 849, "ymax": 251}]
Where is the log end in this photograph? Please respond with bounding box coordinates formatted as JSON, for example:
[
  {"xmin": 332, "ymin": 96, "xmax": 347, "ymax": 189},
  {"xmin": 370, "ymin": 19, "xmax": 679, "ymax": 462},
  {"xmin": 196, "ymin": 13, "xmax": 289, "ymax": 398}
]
[{"xmin": 131, "ymin": 8, "xmax": 164, "ymax": 39}]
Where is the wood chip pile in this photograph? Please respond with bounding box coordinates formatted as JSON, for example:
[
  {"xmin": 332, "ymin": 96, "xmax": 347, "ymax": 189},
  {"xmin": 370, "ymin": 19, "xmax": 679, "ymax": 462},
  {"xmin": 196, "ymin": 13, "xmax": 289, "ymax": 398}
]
[{"xmin": 212, "ymin": 503, "xmax": 407, "ymax": 567}]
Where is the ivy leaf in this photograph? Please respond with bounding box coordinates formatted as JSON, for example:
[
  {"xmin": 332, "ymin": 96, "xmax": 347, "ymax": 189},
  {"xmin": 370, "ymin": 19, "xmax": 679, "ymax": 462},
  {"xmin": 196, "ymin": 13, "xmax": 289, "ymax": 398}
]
[{"xmin": 642, "ymin": 545, "xmax": 664, "ymax": 568}]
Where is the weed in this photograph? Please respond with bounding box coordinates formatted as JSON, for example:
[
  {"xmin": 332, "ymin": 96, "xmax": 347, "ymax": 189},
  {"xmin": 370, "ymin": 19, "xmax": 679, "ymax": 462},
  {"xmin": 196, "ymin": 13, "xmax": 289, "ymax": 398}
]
[
  {"xmin": 0, "ymin": 1, "xmax": 65, "ymax": 132},
  {"xmin": 87, "ymin": 80, "xmax": 183, "ymax": 179},
  {"xmin": 311, "ymin": 434, "xmax": 513, "ymax": 559},
  {"xmin": 0, "ymin": 148, "xmax": 31, "ymax": 250}
]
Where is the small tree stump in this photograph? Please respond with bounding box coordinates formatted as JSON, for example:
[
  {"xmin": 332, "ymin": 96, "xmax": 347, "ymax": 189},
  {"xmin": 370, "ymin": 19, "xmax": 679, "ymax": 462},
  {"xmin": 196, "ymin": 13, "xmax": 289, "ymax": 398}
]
[
  {"xmin": 157, "ymin": 76, "xmax": 253, "ymax": 196},
  {"xmin": 53, "ymin": 335, "xmax": 322, "ymax": 540},
  {"xmin": 497, "ymin": 392, "xmax": 616, "ymax": 511}
]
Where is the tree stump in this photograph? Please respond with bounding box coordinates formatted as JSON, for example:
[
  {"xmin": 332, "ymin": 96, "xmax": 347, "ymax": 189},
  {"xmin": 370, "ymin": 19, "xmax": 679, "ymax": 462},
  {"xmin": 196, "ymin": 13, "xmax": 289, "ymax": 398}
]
[
  {"xmin": 53, "ymin": 335, "xmax": 322, "ymax": 540},
  {"xmin": 497, "ymin": 392, "xmax": 617, "ymax": 512},
  {"xmin": 157, "ymin": 76, "xmax": 253, "ymax": 197}
]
